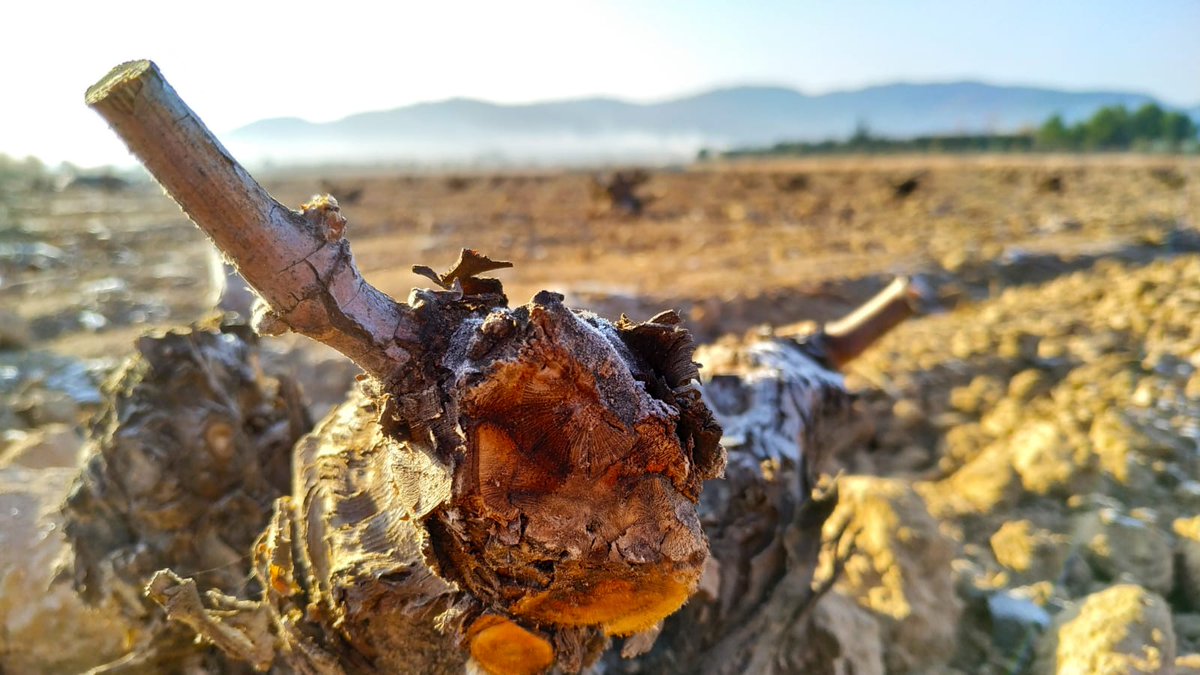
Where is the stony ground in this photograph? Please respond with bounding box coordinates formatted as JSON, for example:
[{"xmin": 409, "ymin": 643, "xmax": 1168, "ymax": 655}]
[{"xmin": 2, "ymin": 155, "xmax": 1199, "ymax": 673}]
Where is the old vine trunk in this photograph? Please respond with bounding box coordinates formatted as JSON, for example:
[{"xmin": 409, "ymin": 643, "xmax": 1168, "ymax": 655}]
[{"xmin": 57, "ymin": 60, "xmax": 913, "ymax": 674}]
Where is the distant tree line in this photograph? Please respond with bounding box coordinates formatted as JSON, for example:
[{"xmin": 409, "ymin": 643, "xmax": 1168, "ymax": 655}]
[
  {"xmin": 1036, "ymin": 103, "xmax": 1197, "ymax": 151},
  {"xmin": 719, "ymin": 125, "xmax": 1035, "ymax": 159},
  {"xmin": 713, "ymin": 103, "xmax": 1199, "ymax": 159}
]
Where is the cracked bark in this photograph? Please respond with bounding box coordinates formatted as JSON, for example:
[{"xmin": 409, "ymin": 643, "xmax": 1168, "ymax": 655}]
[{"xmin": 69, "ymin": 60, "xmax": 916, "ymax": 674}]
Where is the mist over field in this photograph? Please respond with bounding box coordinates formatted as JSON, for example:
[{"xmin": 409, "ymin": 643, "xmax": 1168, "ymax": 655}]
[{"xmin": 225, "ymin": 81, "xmax": 1177, "ymax": 165}]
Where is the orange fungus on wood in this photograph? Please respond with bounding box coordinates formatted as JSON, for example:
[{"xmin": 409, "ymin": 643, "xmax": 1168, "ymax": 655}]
[
  {"xmin": 513, "ymin": 566, "xmax": 697, "ymax": 636},
  {"xmin": 468, "ymin": 616, "xmax": 555, "ymax": 675}
]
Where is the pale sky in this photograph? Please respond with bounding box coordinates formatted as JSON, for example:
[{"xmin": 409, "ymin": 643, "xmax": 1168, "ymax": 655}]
[{"xmin": 3, "ymin": 0, "xmax": 1198, "ymax": 166}]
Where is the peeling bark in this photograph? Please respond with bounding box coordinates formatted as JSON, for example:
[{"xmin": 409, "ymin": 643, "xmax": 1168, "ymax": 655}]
[{"xmin": 65, "ymin": 313, "xmax": 861, "ymax": 674}]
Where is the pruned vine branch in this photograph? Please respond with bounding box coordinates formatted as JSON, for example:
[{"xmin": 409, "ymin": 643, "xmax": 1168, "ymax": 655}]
[{"xmin": 86, "ymin": 60, "xmax": 415, "ymax": 381}]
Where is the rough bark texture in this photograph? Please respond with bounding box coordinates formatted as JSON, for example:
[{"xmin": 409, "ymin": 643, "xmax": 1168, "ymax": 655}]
[
  {"xmin": 61, "ymin": 326, "xmax": 312, "ymax": 671},
  {"xmin": 600, "ymin": 334, "xmax": 857, "ymax": 673},
  {"xmin": 59, "ymin": 312, "xmax": 856, "ymax": 674},
  {"xmin": 131, "ymin": 282, "xmax": 726, "ymax": 674},
  {"xmin": 70, "ymin": 60, "xmax": 901, "ymax": 674}
]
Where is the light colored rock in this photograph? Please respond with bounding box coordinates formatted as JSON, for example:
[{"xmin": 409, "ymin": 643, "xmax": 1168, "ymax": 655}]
[
  {"xmin": 891, "ymin": 398, "xmax": 925, "ymax": 430},
  {"xmin": 919, "ymin": 441, "xmax": 1017, "ymax": 518},
  {"xmin": 1186, "ymin": 372, "xmax": 1200, "ymax": 399},
  {"xmin": 989, "ymin": 588, "xmax": 1051, "ymax": 655},
  {"xmin": 1092, "ymin": 410, "xmax": 1196, "ymax": 482},
  {"xmin": 1178, "ymin": 653, "xmax": 1200, "ymax": 675},
  {"xmin": 0, "ymin": 309, "xmax": 31, "ymax": 350},
  {"xmin": 938, "ymin": 422, "xmax": 989, "ymax": 469},
  {"xmin": 980, "ymin": 398, "xmax": 1026, "ymax": 437},
  {"xmin": 1034, "ymin": 584, "xmax": 1175, "ymax": 675},
  {"xmin": 1090, "ymin": 410, "xmax": 1139, "ymax": 483},
  {"xmin": 1177, "ymin": 481, "xmax": 1200, "ymax": 509},
  {"xmin": 819, "ymin": 476, "xmax": 962, "ymax": 673},
  {"xmin": 990, "ymin": 520, "xmax": 1070, "ymax": 584},
  {"xmin": 1010, "ymin": 420, "xmax": 1093, "ymax": 495},
  {"xmin": 1008, "ymin": 368, "xmax": 1049, "ymax": 403},
  {"xmin": 1073, "ymin": 509, "xmax": 1173, "ymax": 595},
  {"xmin": 788, "ymin": 592, "xmax": 885, "ymax": 675},
  {"xmin": 0, "ymin": 466, "xmax": 131, "ymax": 672},
  {"xmin": 0, "ymin": 424, "xmax": 83, "ymax": 469},
  {"xmin": 13, "ymin": 388, "xmax": 81, "ymax": 427},
  {"xmin": 949, "ymin": 375, "xmax": 1004, "ymax": 415}
]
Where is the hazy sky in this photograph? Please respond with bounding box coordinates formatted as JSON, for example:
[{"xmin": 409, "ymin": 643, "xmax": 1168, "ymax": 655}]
[{"xmin": 4, "ymin": 0, "xmax": 1198, "ymax": 166}]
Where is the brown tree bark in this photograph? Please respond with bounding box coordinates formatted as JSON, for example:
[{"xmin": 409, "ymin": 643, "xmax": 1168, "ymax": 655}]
[{"xmin": 66, "ymin": 61, "xmax": 917, "ymax": 674}]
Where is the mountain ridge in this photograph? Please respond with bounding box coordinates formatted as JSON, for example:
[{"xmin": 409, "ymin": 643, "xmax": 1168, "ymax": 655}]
[{"xmin": 227, "ymin": 81, "xmax": 1190, "ymax": 164}]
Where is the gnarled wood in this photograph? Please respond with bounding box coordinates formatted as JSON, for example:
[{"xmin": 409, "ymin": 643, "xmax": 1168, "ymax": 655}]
[
  {"xmin": 81, "ymin": 60, "xmax": 730, "ymax": 669},
  {"xmin": 139, "ymin": 288, "xmax": 724, "ymax": 674},
  {"xmin": 61, "ymin": 327, "xmax": 311, "ymax": 672},
  {"xmin": 70, "ymin": 60, "xmax": 916, "ymax": 675}
]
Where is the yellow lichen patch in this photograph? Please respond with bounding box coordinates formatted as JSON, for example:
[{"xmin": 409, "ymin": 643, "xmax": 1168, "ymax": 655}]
[
  {"xmin": 268, "ymin": 563, "xmax": 294, "ymax": 595},
  {"xmin": 467, "ymin": 616, "xmax": 554, "ymax": 675},
  {"xmin": 513, "ymin": 567, "xmax": 696, "ymax": 636}
]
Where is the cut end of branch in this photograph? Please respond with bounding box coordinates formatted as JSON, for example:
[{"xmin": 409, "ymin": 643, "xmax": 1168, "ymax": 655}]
[
  {"xmin": 822, "ymin": 276, "xmax": 922, "ymax": 367},
  {"xmin": 85, "ymin": 60, "xmax": 155, "ymax": 108}
]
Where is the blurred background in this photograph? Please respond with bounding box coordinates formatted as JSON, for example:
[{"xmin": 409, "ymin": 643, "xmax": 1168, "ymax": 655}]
[
  {"xmin": 4, "ymin": 0, "xmax": 1199, "ymax": 167},
  {"xmin": 2, "ymin": 3, "xmax": 1200, "ymax": 672}
]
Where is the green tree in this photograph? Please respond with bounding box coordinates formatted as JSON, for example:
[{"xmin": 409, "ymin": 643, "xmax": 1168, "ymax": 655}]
[
  {"xmin": 1162, "ymin": 111, "xmax": 1198, "ymax": 146},
  {"xmin": 1083, "ymin": 106, "xmax": 1132, "ymax": 149},
  {"xmin": 1130, "ymin": 103, "xmax": 1165, "ymax": 142},
  {"xmin": 1036, "ymin": 114, "xmax": 1074, "ymax": 149},
  {"xmin": 849, "ymin": 120, "xmax": 874, "ymax": 148}
]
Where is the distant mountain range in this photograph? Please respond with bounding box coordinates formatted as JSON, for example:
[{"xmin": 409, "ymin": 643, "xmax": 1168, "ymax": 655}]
[{"xmin": 226, "ymin": 81, "xmax": 1194, "ymax": 165}]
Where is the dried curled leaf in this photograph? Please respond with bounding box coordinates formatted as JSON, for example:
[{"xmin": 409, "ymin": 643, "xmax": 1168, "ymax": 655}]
[{"xmin": 412, "ymin": 248, "xmax": 513, "ymax": 295}]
